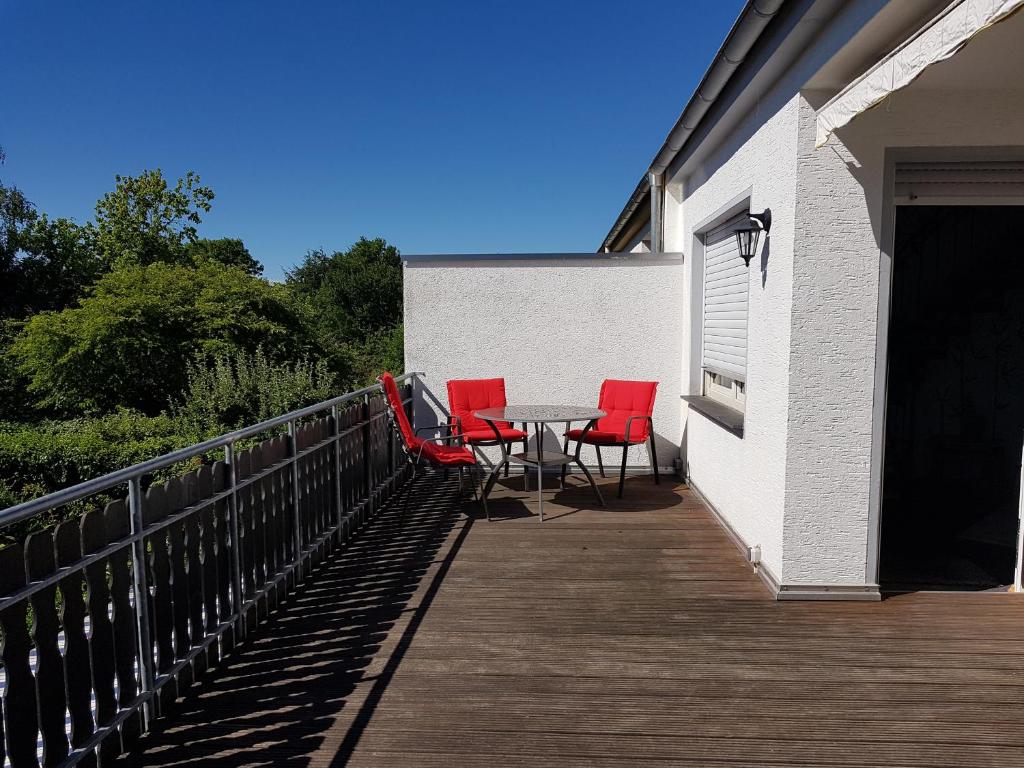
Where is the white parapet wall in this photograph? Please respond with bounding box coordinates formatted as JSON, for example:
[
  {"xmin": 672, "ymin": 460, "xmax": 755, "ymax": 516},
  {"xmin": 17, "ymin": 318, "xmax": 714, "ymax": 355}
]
[{"xmin": 404, "ymin": 253, "xmax": 685, "ymax": 471}]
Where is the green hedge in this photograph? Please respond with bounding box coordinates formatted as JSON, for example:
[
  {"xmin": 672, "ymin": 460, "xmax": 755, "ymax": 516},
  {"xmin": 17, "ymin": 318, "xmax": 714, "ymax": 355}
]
[{"xmin": 0, "ymin": 410, "xmax": 200, "ymax": 542}]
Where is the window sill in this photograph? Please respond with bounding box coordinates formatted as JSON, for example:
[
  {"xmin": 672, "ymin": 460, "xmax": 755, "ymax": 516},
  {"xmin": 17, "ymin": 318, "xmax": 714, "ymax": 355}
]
[{"xmin": 681, "ymin": 396, "xmax": 744, "ymax": 437}]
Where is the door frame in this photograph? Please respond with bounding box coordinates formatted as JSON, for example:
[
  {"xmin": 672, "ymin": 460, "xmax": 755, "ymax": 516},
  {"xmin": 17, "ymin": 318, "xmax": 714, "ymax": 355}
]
[{"xmin": 867, "ymin": 145, "xmax": 1024, "ymax": 589}]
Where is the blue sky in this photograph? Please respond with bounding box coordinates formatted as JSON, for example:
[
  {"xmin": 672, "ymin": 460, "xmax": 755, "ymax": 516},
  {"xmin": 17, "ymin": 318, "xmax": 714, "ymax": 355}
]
[{"xmin": 2, "ymin": 0, "xmax": 744, "ymax": 280}]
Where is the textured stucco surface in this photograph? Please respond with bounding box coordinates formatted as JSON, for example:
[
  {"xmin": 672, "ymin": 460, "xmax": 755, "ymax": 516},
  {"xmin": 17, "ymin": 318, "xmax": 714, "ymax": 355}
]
[
  {"xmin": 669, "ymin": 95, "xmax": 800, "ymax": 583},
  {"xmin": 785, "ymin": 83, "xmax": 1024, "ymax": 585},
  {"xmin": 404, "ymin": 257, "xmax": 685, "ymax": 469}
]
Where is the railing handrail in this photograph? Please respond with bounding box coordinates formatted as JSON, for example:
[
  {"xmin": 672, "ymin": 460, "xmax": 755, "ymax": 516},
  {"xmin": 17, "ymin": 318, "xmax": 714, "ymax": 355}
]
[{"xmin": 0, "ymin": 371, "xmax": 423, "ymax": 531}]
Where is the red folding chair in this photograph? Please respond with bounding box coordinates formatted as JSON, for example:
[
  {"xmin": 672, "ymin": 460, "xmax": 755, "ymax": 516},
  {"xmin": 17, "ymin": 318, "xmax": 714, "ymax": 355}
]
[
  {"xmin": 446, "ymin": 378, "xmax": 529, "ymax": 480},
  {"xmin": 378, "ymin": 372, "xmax": 489, "ymax": 520},
  {"xmin": 562, "ymin": 379, "xmax": 659, "ymax": 498}
]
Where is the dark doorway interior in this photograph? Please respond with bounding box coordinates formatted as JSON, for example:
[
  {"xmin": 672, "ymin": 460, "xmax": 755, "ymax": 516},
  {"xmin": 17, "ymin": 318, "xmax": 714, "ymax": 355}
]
[{"xmin": 881, "ymin": 205, "xmax": 1024, "ymax": 590}]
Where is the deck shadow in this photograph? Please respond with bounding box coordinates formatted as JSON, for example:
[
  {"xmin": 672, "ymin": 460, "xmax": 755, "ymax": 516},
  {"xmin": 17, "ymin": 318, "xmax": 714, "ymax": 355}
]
[{"xmin": 123, "ymin": 475, "xmax": 469, "ymax": 768}]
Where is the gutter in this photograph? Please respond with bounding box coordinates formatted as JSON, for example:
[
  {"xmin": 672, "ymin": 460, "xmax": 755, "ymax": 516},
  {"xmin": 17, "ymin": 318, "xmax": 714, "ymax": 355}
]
[{"xmin": 599, "ymin": 0, "xmax": 787, "ymax": 252}]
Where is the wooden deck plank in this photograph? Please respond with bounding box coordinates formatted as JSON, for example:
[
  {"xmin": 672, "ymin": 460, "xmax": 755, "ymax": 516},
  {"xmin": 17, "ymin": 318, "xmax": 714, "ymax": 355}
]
[{"xmin": 124, "ymin": 475, "xmax": 1024, "ymax": 768}]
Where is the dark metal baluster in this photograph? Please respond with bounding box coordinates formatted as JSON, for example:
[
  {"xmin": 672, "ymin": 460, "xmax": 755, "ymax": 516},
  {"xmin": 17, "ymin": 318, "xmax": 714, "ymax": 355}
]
[
  {"xmin": 182, "ymin": 473, "xmax": 205, "ymax": 676},
  {"xmin": 144, "ymin": 483, "xmax": 176, "ymax": 710},
  {"xmin": 25, "ymin": 532, "xmax": 69, "ymax": 767},
  {"xmin": 164, "ymin": 480, "xmax": 192, "ymax": 692},
  {"xmin": 251, "ymin": 443, "xmax": 267, "ymax": 620},
  {"xmin": 102, "ymin": 501, "xmax": 141, "ymax": 750},
  {"xmin": 213, "ymin": 460, "xmax": 237, "ymax": 653},
  {"xmin": 196, "ymin": 466, "xmax": 220, "ymax": 669},
  {"xmin": 81, "ymin": 508, "xmax": 121, "ymax": 764},
  {"xmin": 0, "ymin": 543, "xmax": 41, "ymax": 768},
  {"xmin": 55, "ymin": 522, "xmax": 95, "ymax": 764},
  {"xmin": 287, "ymin": 420, "xmax": 302, "ymax": 580},
  {"xmin": 126, "ymin": 478, "xmax": 155, "ymax": 728}
]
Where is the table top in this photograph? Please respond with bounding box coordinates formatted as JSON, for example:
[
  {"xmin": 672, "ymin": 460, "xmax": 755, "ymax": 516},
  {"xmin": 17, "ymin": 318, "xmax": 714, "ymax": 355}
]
[{"xmin": 475, "ymin": 405, "xmax": 606, "ymax": 424}]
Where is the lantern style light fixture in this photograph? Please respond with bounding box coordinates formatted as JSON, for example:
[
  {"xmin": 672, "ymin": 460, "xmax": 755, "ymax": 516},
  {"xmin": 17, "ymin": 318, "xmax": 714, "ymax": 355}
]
[{"xmin": 735, "ymin": 209, "xmax": 771, "ymax": 266}]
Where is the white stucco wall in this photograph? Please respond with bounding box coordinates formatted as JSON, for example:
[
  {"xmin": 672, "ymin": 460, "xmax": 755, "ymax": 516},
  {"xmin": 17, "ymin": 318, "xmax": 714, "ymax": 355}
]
[
  {"xmin": 667, "ymin": 95, "xmax": 800, "ymax": 584},
  {"xmin": 404, "ymin": 256, "xmax": 685, "ymax": 470},
  {"xmin": 651, "ymin": 0, "xmax": 1024, "ymax": 591},
  {"xmin": 785, "ymin": 82, "xmax": 1024, "ymax": 585}
]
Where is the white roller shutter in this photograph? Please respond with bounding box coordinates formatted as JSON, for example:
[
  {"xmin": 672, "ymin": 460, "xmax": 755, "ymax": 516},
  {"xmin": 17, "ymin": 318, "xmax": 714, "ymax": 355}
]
[
  {"xmin": 702, "ymin": 213, "xmax": 749, "ymax": 381},
  {"xmin": 895, "ymin": 161, "xmax": 1024, "ymax": 200}
]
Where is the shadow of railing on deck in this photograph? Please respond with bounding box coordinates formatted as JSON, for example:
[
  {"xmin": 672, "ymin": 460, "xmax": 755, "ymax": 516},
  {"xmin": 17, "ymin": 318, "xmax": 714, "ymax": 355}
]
[{"xmin": 125, "ymin": 475, "xmax": 471, "ymax": 767}]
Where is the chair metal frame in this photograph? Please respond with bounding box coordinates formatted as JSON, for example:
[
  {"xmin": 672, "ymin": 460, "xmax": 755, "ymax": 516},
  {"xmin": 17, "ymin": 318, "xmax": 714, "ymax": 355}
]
[
  {"xmin": 379, "ymin": 377, "xmax": 490, "ymax": 520},
  {"xmin": 562, "ymin": 414, "xmax": 659, "ymax": 498}
]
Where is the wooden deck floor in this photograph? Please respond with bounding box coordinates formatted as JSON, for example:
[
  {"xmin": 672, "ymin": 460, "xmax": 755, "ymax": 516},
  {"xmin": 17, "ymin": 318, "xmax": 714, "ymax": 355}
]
[{"xmin": 126, "ymin": 474, "xmax": 1024, "ymax": 767}]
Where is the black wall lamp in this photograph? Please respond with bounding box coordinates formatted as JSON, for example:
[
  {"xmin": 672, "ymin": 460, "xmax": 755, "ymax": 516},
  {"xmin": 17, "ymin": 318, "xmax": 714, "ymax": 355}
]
[{"xmin": 735, "ymin": 209, "xmax": 771, "ymax": 266}]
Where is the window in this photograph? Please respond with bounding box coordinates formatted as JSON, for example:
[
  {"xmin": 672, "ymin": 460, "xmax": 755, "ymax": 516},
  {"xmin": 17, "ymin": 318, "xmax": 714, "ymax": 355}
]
[
  {"xmin": 704, "ymin": 371, "xmax": 746, "ymax": 408},
  {"xmin": 701, "ymin": 212, "xmax": 749, "ymax": 411}
]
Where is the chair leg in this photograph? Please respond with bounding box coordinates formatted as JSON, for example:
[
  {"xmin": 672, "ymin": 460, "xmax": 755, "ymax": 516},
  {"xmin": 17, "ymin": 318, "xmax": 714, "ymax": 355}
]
[
  {"xmin": 596, "ymin": 446, "xmax": 605, "ymax": 478},
  {"xmin": 648, "ymin": 433, "xmax": 660, "ymax": 485},
  {"xmin": 522, "ymin": 426, "xmax": 529, "ymax": 486},
  {"xmin": 618, "ymin": 445, "xmax": 628, "ymax": 498},
  {"xmin": 476, "ymin": 465, "xmax": 490, "ymax": 521},
  {"xmin": 560, "ymin": 433, "xmax": 570, "ymax": 486},
  {"xmin": 504, "ymin": 442, "xmax": 511, "ymax": 477}
]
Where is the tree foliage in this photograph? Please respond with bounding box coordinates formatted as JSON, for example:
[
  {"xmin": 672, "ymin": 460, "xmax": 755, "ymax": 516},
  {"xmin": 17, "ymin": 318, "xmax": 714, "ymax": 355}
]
[
  {"xmin": 185, "ymin": 237, "xmax": 262, "ymax": 275},
  {"xmin": 95, "ymin": 169, "xmax": 214, "ymax": 268},
  {"xmin": 287, "ymin": 237, "xmax": 402, "ymax": 339},
  {"xmin": 173, "ymin": 347, "xmax": 335, "ymax": 439},
  {"xmin": 10, "ymin": 261, "xmax": 317, "ymax": 415},
  {"xmin": 287, "ymin": 237, "xmax": 403, "ymax": 384},
  {"xmin": 0, "ymin": 149, "xmax": 407, "ymax": 514}
]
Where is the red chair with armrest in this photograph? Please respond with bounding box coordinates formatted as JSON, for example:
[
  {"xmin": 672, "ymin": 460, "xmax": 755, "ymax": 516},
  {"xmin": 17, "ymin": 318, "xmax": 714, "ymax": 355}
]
[
  {"xmin": 562, "ymin": 379, "xmax": 659, "ymax": 498},
  {"xmin": 446, "ymin": 378, "xmax": 529, "ymax": 480},
  {"xmin": 378, "ymin": 372, "xmax": 489, "ymax": 520}
]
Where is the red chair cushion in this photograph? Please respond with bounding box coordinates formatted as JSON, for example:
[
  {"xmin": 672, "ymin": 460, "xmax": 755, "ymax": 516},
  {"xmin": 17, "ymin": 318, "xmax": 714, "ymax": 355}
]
[
  {"xmin": 565, "ymin": 379, "xmax": 658, "ymax": 444},
  {"xmin": 380, "ymin": 372, "xmax": 419, "ymax": 449},
  {"xmin": 565, "ymin": 427, "xmax": 627, "ymax": 445},
  {"xmin": 447, "ymin": 378, "xmax": 513, "ymax": 435},
  {"xmin": 419, "ymin": 441, "xmax": 477, "ymax": 466},
  {"xmin": 460, "ymin": 426, "xmax": 528, "ymax": 444},
  {"xmin": 596, "ymin": 379, "xmax": 657, "ymax": 442}
]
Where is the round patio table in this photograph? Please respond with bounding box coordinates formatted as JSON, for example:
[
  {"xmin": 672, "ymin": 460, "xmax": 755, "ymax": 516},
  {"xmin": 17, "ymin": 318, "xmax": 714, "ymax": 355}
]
[{"xmin": 474, "ymin": 405, "xmax": 606, "ymax": 521}]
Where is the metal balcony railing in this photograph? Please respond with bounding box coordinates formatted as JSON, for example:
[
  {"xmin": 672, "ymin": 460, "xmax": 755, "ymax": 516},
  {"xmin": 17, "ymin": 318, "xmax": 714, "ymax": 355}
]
[{"xmin": 0, "ymin": 372, "xmax": 420, "ymax": 768}]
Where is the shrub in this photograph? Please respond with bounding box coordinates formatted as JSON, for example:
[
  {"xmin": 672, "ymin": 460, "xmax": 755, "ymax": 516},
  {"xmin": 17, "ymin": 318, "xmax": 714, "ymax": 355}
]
[
  {"xmin": 0, "ymin": 410, "xmax": 198, "ymax": 543},
  {"xmin": 173, "ymin": 348, "xmax": 336, "ymax": 440}
]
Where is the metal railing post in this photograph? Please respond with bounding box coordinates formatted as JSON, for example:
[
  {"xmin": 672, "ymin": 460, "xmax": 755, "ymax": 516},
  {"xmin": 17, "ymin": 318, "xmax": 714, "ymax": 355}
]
[
  {"xmin": 287, "ymin": 420, "xmax": 302, "ymax": 577},
  {"xmin": 224, "ymin": 442, "xmax": 245, "ymax": 640},
  {"xmin": 363, "ymin": 392, "xmax": 373, "ymax": 522},
  {"xmin": 331, "ymin": 404, "xmax": 343, "ymax": 539},
  {"xmin": 127, "ymin": 476, "xmax": 156, "ymax": 724},
  {"xmin": 1015, "ymin": 436, "xmax": 1024, "ymax": 593}
]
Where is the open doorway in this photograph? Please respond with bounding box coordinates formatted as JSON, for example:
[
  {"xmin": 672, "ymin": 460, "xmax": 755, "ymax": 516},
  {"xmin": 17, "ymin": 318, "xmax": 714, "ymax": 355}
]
[{"xmin": 880, "ymin": 205, "xmax": 1024, "ymax": 590}]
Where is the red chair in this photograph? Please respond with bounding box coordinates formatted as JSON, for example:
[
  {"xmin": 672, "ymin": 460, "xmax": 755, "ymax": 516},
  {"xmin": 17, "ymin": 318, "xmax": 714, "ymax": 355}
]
[
  {"xmin": 446, "ymin": 378, "xmax": 528, "ymax": 478},
  {"xmin": 562, "ymin": 379, "xmax": 659, "ymax": 498},
  {"xmin": 378, "ymin": 372, "xmax": 489, "ymax": 520}
]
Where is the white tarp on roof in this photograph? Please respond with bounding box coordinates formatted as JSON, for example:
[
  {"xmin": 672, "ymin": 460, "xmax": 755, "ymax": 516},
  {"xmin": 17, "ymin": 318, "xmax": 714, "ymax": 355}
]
[{"xmin": 815, "ymin": 0, "xmax": 1024, "ymax": 147}]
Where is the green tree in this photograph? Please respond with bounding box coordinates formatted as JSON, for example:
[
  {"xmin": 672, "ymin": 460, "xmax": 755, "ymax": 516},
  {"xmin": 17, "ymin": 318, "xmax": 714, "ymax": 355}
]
[
  {"xmin": 286, "ymin": 237, "xmax": 403, "ymax": 383},
  {"xmin": 15, "ymin": 215, "xmax": 102, "ymax": 314},
  {"xmin": 94, "ymin": 169, "xmax": 214, "ymax": 268},
  {"xmin": 0, "ymin": 181, "xmax": 38, "ymax": 316},
  {"xmin": 0, "ymin": 184, "xmax": 105, "ymax": 318},
  {"xmin": 11, "ymin": 261, "xmax": 318, "ymax": 415},
  {"xmin": 185, "ymin": 237, "xmax": 262, "ymax": 275},
  {"xmin": 287, "ymin": 237, "xmax": 402, "ymax": 339}
]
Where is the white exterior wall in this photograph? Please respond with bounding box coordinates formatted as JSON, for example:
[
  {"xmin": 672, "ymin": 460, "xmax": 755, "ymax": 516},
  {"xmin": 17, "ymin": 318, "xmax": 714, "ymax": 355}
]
[
  {"xmin": 667, "ymin": 96, "xmax": 800, "ymax": 583},
  {"xmin": 786, "ymin": 83, "xmax": 1024, "ymax": 585},
  {"xmin": 404, "ymin": 256, "xmax": 685, "ymax": 469}
]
